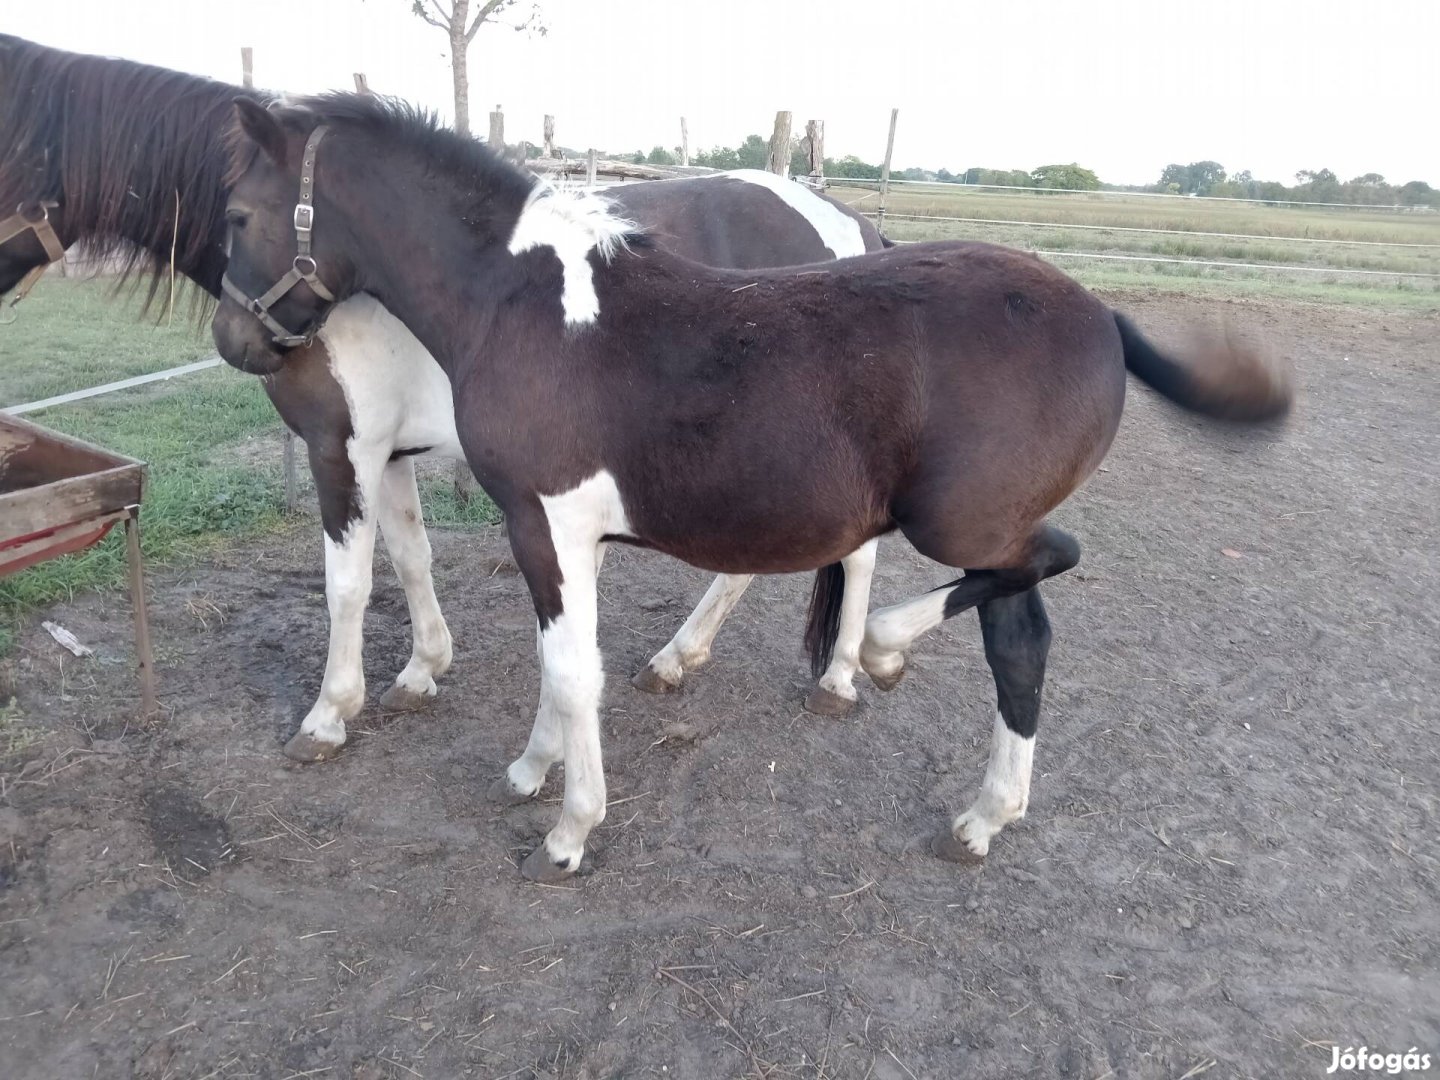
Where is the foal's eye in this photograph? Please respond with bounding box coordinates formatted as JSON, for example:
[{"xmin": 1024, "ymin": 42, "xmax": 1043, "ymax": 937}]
[{"xmin": 225, "ymin": 210, "xmax": 249, "ymax": 229}]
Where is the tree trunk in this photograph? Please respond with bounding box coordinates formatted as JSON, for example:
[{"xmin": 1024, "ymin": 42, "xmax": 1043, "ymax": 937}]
[
  {"xmin": 766, "ymin": 111, "xmax": 793, "ymax": 177},
  {"xmin": 450, "ymin": 0, "xmax": 471, "ymax": 136}
]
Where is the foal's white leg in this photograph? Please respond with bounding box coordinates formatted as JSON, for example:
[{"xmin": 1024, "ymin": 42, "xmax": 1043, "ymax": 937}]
[
  {"xmin": 633, "ymin": 573, "xmax": 754, "ymax": 693},
  {"xmin": 858, "ymin": 586, "xmax": 951, "ymax": 690},
  {"xmin": 374, "ymin": 456, "xmax": 454, "ymax": 710},
  {"xmin": 285, "ymin": 500, "xmax": 381, "ymax": 761},
  {"xmin": 806, "ymin": 539, "xmax": 879, "ymax": 715},
  {"xmin": 943, "ymin": 711, "xmax": 1034, "ymax": 859}
]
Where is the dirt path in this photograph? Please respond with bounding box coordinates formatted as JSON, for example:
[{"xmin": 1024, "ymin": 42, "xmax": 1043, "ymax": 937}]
[{"xmin": 2, "ymin": 294, "xmax": 1436, "ymax": 1079}]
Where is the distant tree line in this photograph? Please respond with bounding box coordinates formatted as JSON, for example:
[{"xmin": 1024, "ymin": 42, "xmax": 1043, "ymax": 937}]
[{"xmin": 613, "ymin": 136, "xmax": 1438, "ymax": 208}]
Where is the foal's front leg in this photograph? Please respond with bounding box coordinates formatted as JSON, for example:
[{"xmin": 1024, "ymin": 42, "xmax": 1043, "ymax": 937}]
[{"xmin": 632, "ymin": 573, "xmax": 753, "ymax": 692}]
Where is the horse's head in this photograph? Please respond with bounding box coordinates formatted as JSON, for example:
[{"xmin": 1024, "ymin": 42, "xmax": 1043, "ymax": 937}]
[
  {"xmin": 213, "ymin": 99, "xmax": 359, "ymax": 375},
  {"xmin": 0, "ymin": 199, "xmax": 70, "ymax": 300}
]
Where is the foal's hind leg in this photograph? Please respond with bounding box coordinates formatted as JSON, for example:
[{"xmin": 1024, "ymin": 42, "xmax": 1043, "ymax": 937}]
[
  {"xmin": 633, "ymin": 574, "xmax": 754, "ymax": 692},
  {"xmin": 806, "ymin": 539, "xmax": 879, "ymax": 716},
  {"xmin": 375, "ymin": 456, "xmax": 454, "ymax": 711},
  {"xmin": 933, "ymin": 587, "xmax": 1051, "ymax": 864}
]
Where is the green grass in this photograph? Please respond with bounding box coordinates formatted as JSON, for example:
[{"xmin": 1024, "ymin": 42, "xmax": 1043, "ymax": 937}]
[{"xmin": 1, "ymin": 276, "xmax": 217, "ymax": 407}]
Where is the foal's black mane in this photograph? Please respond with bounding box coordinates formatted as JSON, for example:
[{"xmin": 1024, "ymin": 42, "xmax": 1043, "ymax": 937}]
[{"xmin": 0, "ymin": 34, "xmax": 265, "ymax": 306}]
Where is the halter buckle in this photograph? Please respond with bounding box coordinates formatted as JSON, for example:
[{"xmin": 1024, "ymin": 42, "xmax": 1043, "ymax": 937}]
[
  {"xmin": 18, "ymin": 202, "xmax": 51, "ymax": 224},
  {"xmin": 293, "ymin": 204, "xmax": 314, "ymax": 233}
]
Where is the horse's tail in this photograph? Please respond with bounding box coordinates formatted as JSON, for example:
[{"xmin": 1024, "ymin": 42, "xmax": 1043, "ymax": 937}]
[
  {"xmin": 803, "ymin": 562, "xmax": 846, "ymax": 678},
  {"xmin": 880, "ymin": 234, "xmax": 898, "ymax": 249},
  {"xmin": 1115, "ymin": 311, "xmax": 1293, "ymax": 423}
]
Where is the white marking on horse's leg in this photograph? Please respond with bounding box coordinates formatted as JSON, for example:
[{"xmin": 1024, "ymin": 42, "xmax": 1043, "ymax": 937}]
[
  {"xmin": 507, "ymin": 187, "xmax": 635, "ymax": 326},
  {"xmin": 860, "ymin": 586, "xmax": 949, "ymax": 684},
  {"xmin": 950, "ymin": 712, "xmax": 1035, "ymax": 857},
  {"xmin": 297, "ymin": 515, "xmax": 379, "ymax": 747},
  {"xmin": 716, "ymin": 170, "xmax": 869, "ymax": 257},
  {"xmin": 505, "ymin": 627, "xmax": 562, "ymax": 795},
  {"xmin": 817, "ymin": 539, "xmax": 879, "ymax": 701},
  {"xmin": 526, "ymin": 471, "xmax": 631, "ymax": 872},
  {"xmin": 376, "ymin": 456, "xmax": 452, "ymax": 700},
  {"xmin": 641, "ymin": 573, "xmax": 753, "ymax": 688}
]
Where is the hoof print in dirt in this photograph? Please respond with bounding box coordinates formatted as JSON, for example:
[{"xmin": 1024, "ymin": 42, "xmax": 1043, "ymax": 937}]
[
  {"xmin": 519, "ymin": 844, "xmax": 589, "ymax": 882},
  {"xmin": 930, "ymin": 829, "xmax": 987, "ymax": 866},
  {"xmin": 486, "ymin": 775, "xmax": 539, "ymax": 807},
  {"xmin": 803, "ymin": 686, "xmax": 856, "ymax": 717},
  {"xmin": 377, "ymin": 683, "xmax": 433, "ymax": 711},
  {"xmin": 282, "ymin": 732, "xmax": 345, "ymax": 763},
  {"xmin": 631, "ymin": 665, "xmax": 679, "ymax": 695}
]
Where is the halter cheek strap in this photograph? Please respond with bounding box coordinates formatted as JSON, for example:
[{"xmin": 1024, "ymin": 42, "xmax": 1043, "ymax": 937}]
[
  {"xmin": 0, "ymin": 201, "xmax": 65, "ymax": 307},
  {"xmin": 221, "ymin": 124, "xmax": 336, "ymax": 348}
]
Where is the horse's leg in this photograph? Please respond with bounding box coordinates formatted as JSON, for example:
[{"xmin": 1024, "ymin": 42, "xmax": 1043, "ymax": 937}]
[
  {"xmin": 373, "ymin": 455, "xmax": 454, "ymax": 711},
  {"xmin": 805, "ymin": 539, "xmax": 879, "ymax": 716},
  {"xmin": 632, "ymin": 573, "xmax": 754, "ymax": 693},
  {"xmin": 284, "ymin": 443, "xmax": 390, "ymax": 762},
  {"xmin": 933, "ymin": 587, "xmax": 1051, "ymax": 864},
  {"xmin": 861, "ymin": 525, "xmax": 1079, "ymax": 690}
]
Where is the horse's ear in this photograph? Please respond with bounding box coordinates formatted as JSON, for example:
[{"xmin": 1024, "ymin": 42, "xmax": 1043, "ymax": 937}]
[{"xmin": 234, "ymin": 97, "xmax": 288, "ymax": 165}]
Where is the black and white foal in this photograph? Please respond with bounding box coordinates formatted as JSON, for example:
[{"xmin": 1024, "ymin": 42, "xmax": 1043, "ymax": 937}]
[{"xmin": 214, "ymin": 97, "xmax": 1291, "ymax": 880}]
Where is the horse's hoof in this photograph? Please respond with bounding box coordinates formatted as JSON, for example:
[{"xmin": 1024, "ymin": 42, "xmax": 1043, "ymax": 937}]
[
  {"xmin": 379, "ymin": 683, "xmax": 432, "ymax": 711},
  {"xmin": 520, "ymin": 844, "xmax": 581, "ymax": 883},
  {"xmin": 283, "ymin": 732, "xmax": 344, "ymax": 763},
  {"xmin": 487, "ymin": 775, "xmax": 537, "ymax": 807},
  {"xmin": 631, "ymin": 665, "xmax": 679, "ymax": 695},
  {"xmin": 867, "ymin": 665, "xmax": 905, "ymax": 692},
  {"xmin": 930, "ymin": 828, "xmax": 986, "ymax": 866},
  {"xmin": 803, "ymin": 686, "xmax": 856, "ymax": 717}
]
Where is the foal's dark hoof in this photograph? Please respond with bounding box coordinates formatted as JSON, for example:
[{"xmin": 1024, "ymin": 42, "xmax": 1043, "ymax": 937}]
[
  {"xmin": 803, "ymin": 686, "xmax": 856, "ymax": 717},
  {"xmin": 487, "ymin": 775, "xmax": 538, "ymax": 807},
  {"xmin": 930, "ymin": 829, "xmax": 986, "ymax": 866},
  {"xmin": 283, "ymin": 732, "xmax": 344, "ymax": 763},
  {"xmin": 868, "ymin": 666, "xmax": 906, "ymax": 692},
  {"xmin": 631, "ymin": 665, "xmax": 679, "ymax": 695},
  {"xmin": 520, "ymin": 844, "xmax": 582, "ymax": 883},
  {"xmin": 378, "ymin": 683, "xmax": 432, "ymax": 712}
]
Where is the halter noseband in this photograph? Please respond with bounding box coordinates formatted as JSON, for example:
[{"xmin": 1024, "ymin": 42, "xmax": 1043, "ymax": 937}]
[
  {"xmin": 0, "ymin": 201, "xmax": 65, "ymax": 307},
  {"xmin": 221, "ymin": 125, "xmax": 336, "ymax": 348}
]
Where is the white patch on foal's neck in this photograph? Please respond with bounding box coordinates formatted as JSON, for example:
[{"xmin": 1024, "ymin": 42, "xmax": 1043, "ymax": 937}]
[
  {"xmin": 713, "ymin": 170, "xmax": 868, "ymax": 258},
  {"xmin": 507, "ymin": 186, "xmax": 635, "ymax": 326}
]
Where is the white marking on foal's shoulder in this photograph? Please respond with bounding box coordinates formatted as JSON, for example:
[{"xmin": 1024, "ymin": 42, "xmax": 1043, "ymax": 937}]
[
  {"xmin": 714, "ymin": 170, "xmax": 868, "ymax": 258},
  {"xmin": 507, "ymin": 185, "xmax": 635, "ymax": 327},
  {"xmin": 537, "ymin": 469, "xmax": 634, "ymax": 540}
]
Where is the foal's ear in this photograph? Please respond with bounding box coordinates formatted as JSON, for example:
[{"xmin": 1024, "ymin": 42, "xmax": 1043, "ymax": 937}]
[{"xmin": 233, "ymin": 97, "xmax": 288, "ymax": 165}]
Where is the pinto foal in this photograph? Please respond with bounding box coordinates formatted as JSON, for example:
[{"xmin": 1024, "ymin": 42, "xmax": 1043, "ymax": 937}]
[{"xmin": 213, "ymin": 96, "xmax": 1291, "ymax": 880}]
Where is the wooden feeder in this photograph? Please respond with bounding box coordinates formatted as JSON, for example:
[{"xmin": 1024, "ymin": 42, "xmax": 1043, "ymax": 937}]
[{"xmin": 1, "ymin": 414, "xmax": 155, "ymax": 715}]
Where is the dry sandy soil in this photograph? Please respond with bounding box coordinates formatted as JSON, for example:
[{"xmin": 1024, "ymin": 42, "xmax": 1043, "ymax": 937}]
[{"xmin": 1, "ymin": 292, "xmax": 1437, "ymax": 1079}]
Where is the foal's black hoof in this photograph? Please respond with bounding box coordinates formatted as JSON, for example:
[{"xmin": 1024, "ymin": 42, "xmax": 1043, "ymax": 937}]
[
  {"xmin": 378, "ymin": 683, "xmax": 433, "ymax": 711},
  {"xmin": 631, "ymin": 665, "xmax": 679, "ymax": 695},
  {"xmin": 868, "ymin": 666, "xmax": 905, "ymax": 692},
  {"xmin": 283, "ymin": 732, "xmax": 344, "ymax": 763},
  {"xmin": 803, "ymin": 686, "xmax": 856, "ymax": 717},
  {"xmin": 930, "ymin": 829, "xmax": 986, "ymax": 866},
  {"xmin": 487, "ymin": 775, "xmax": 538, "ymax": 807},
  {"xmin": 520, "ymin": 845, "xmax": 581, "ymax": 883}
]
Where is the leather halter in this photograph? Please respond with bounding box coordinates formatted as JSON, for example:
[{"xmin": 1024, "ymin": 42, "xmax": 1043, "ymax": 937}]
[
  {"xmin": 0, "ymin": 200, "xmax": 65, "ymax": 306},
  {"xmin": 221, "ymin": 125, "xmax": 336, "ymax": 348}
]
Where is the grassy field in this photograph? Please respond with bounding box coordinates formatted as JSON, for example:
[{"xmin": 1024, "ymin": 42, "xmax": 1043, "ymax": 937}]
[
  {"xmin": 0, "ymin": 278, "xmax": 495, "ymax": 659},
  {"xmin": 829, "ymin": 181, "xmax": 1440, "ymax": 304}
]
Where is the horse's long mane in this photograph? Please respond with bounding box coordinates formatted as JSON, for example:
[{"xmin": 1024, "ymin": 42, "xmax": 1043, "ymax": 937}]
[{"xmin": 0, "ymin": 34, "xmax": 266, "ymax": 309}]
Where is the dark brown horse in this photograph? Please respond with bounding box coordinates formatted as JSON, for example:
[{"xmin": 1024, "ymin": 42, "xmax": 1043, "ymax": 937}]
[
  {"xmin": 0, "ymin": 35, "xmax": 890, "ymax": 760},
  {"xmin": 214, "ymin": 95, "xmax": 1291, "ymax": 881}
]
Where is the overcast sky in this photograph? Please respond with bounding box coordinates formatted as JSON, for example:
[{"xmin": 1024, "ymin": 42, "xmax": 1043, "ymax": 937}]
[{"xmin": 6, "ymin": 0, "xmax": 1437, "ymax": 187}]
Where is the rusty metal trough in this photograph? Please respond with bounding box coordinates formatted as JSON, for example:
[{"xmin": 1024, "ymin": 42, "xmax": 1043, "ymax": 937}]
[{"xmin": 1, "ymin": 413, "xmax": 155, "ymax": 714}]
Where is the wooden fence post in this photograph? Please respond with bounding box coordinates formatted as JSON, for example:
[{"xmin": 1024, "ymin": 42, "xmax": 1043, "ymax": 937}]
[
  {"xmin": 488, "ymin": 106, "xmax": 505, "ymax": 152},
  {"xmin": 543, "ymin": 114, "xmax": 556, "ymax": 158},
  {"xmin": 877, "ymin": 107, "xmax": 899, "ymax": 235},
  {"xmin": 240, "ymin": 47, "xmax": 253, "ymax": 88},
  {"xmin": 680, "ymin": 117, "xmax": 689, "ymax": 167},
  {"xmin": 803, "ymin": 119, "xmax": 825, "ymax": 186},
  {"xmin": 766, "ymin": 111, "xmax": 793, "ymax": 177},
  {"xmin": 586, "ymin": 148, "xmax": 598, "ymax": 187},
  {"xmin": 353, "ymin": 72, "xmax": 370, "ymax": 94}
]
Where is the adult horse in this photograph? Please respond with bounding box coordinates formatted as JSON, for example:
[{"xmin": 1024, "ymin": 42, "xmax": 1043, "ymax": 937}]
[
  {"xmin": 0, "ymin": 35, "xmax": 887, "ymax": 764},
  {"xmin": 214, "ymin": 95, "xmax": 1291, "ymax": 880}
]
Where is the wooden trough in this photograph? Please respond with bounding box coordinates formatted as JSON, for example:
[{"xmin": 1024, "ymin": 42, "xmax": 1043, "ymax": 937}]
[{"xmin": 0, "ymin": 413, "xmax": 155, "ymax": 715}]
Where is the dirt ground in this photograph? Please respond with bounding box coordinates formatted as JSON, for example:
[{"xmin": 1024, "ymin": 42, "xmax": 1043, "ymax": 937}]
[{"xmin": 2, "ymin": 293, "xmax": 1436, "ymax": 1079}]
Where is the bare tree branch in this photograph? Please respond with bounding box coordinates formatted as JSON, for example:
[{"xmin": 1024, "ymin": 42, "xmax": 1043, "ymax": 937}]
[
  {"xmin": 411, "ymin": 0, "xmax": 453, "ymax": 30},
  {"xmin": 465, "ymin": 0, "xmax": 514, "ymax": 42}
]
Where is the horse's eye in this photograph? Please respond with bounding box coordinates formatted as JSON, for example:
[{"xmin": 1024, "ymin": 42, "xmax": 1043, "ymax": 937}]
[{"xmin": 225, "ymin": 210, "xmax": 249, "ymax": 229}]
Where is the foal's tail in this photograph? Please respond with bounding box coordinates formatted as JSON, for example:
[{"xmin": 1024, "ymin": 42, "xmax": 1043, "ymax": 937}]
[
  {"xmin": 803, "ymin": 563, "xmax": 846, "ymax": 678},
  {"xmin": 1115, "ymin": 311, "xmax": 1293, "ymax": 423}
]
